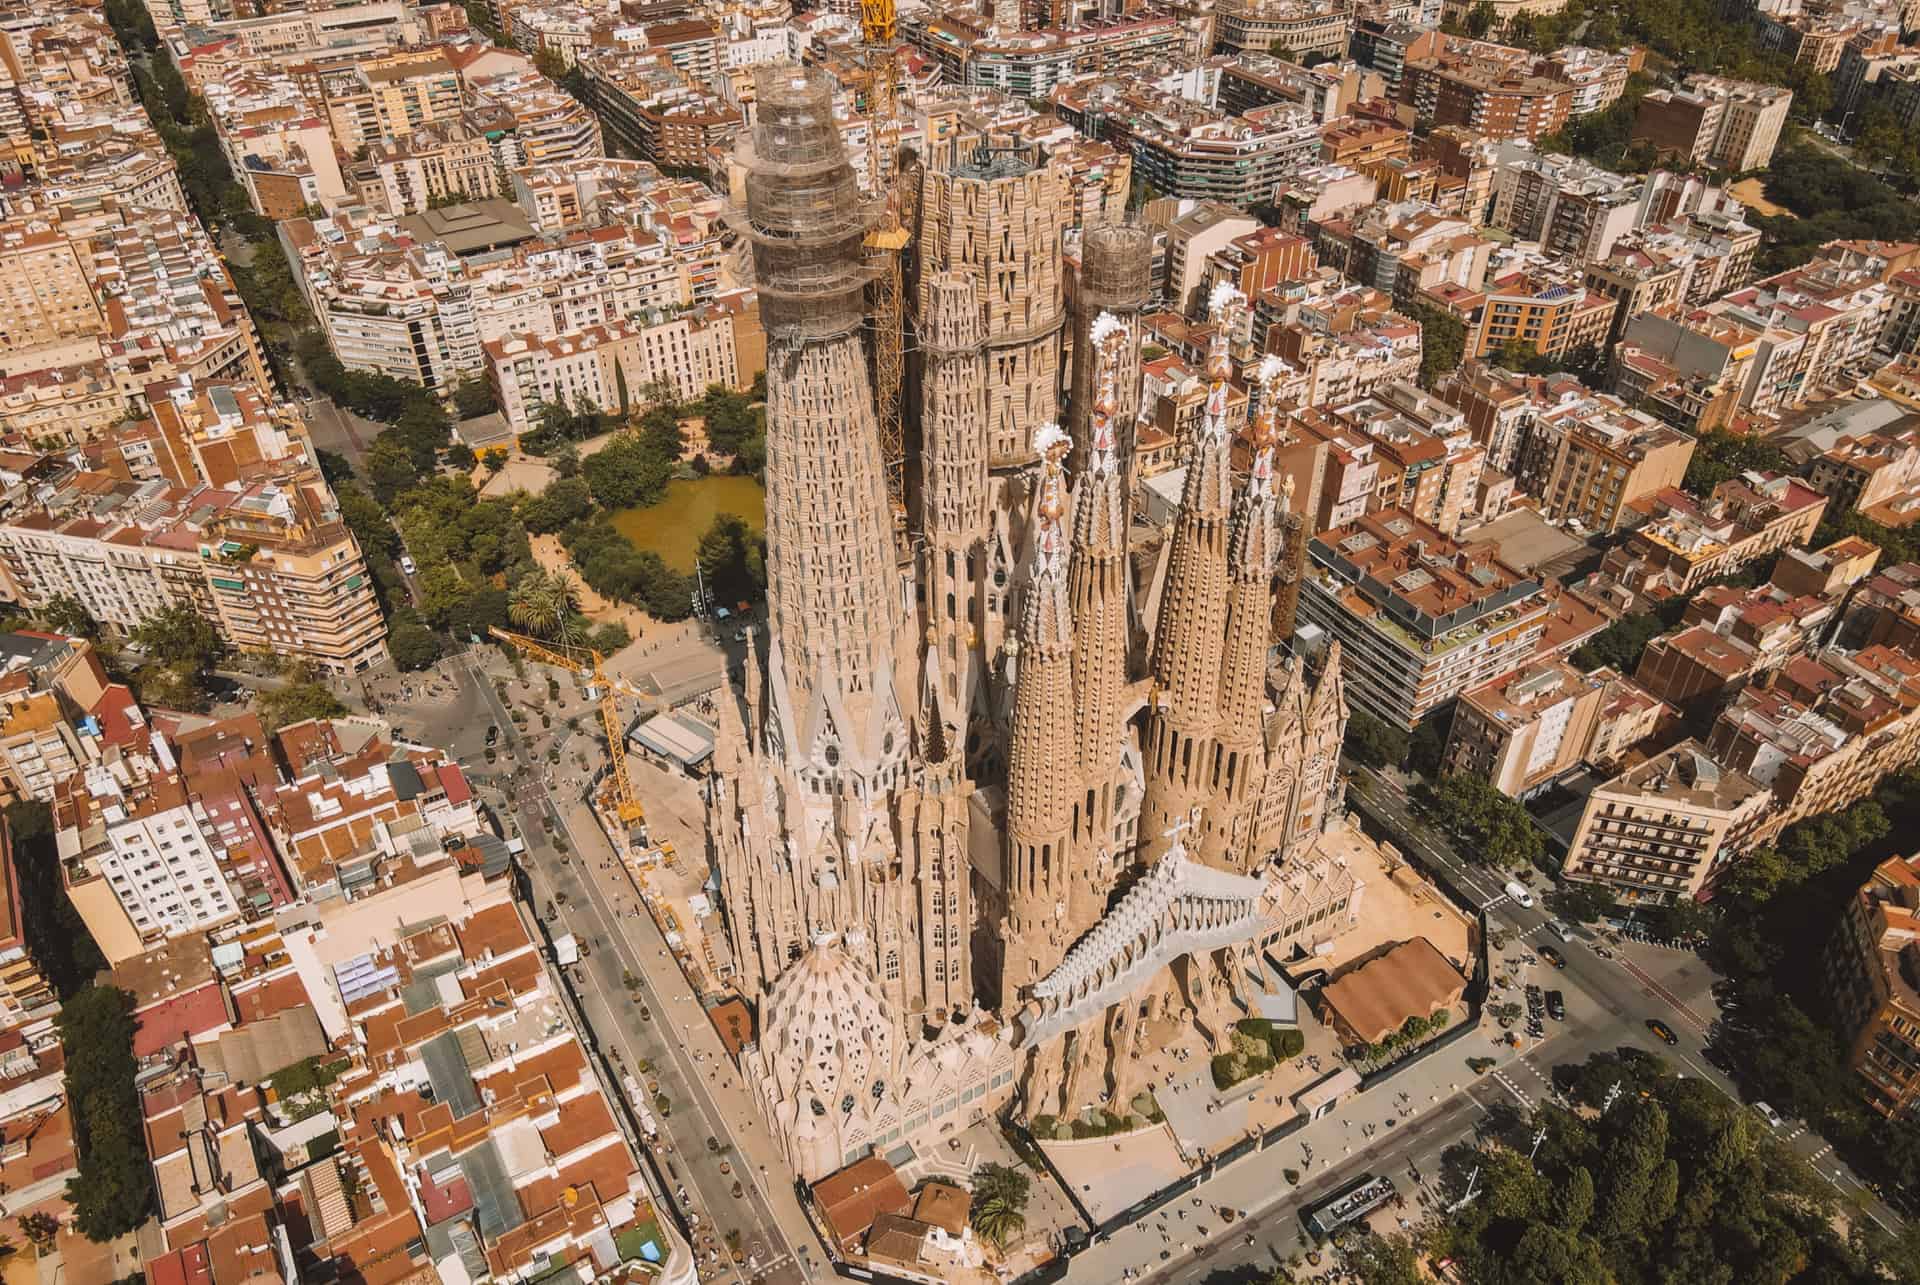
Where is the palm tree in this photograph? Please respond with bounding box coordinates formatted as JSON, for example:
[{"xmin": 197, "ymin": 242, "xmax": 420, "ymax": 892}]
[
  {"xmin": 970, "ymin": 1196, "xmax": 1025, "ymax": 1251},
  {"xmin": 508, "ymin": 570, "xmax": 582, "ymax": 648}
]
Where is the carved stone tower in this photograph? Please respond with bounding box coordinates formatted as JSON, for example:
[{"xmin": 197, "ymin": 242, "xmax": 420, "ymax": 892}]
[
  {"xmin": 1139, "ymin": 285, "xmax": 1244, "ymax": 855},
  {"xmin": 737, "ymin": 67, "xmax": 907, "ymax": 793},
  {"xmin": 1067, "ymin": 224, "xmax": 1153, "ymax": 480},
  {"xmin": 1066, "ymin": 314, "xmax": 1140, "ymax": 922},
  {"xmin": 1000, "ymin": 426, "xmax": 1077, "ymax": 1005},
  {"xmin": 916, "ymin": 148, "xmax": 1068, "ymax": 472},
  {"xmin": 917, "ymin": 271, "xmax": 991, "ymax": 758}
]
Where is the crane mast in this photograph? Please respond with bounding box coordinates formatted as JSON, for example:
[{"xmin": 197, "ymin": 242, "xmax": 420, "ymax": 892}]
[
  {"xmin": 861, "ymin": 0, "xmax": 908, "ymax": 509},
  {"xmin": 488, "ymin": 627, "xmax": 648, "ymax": 825}
]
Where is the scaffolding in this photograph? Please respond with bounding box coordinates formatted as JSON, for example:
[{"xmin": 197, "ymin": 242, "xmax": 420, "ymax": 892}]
[
  {"xmin": 729, "ymin": 68, "xmax": 880, "ymax": 343},
  {"xmin": 1067, "ymin": 222, "xmax": 1154, "ymax": 475},
  {"xmin": 861, "ymin": 0, "xmax": 909, "ymax": 507}
]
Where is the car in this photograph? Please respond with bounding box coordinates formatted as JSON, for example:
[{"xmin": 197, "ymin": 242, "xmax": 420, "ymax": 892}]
[
  {"xmin": 399, "ymin": 554, "xmax": 416, "ymax": 575},
  {"xmin": 486, "ymin": 724, "xmax": 500, "ymax": 747},
  {"xmin": 1754, "ymin": 1101, "xmax": 1785, "ymax": 1128},
  {"xmin": 1545, "ymin": 918, "xmax": 1572, "ymax": 941},
  {"xmin": 1539, "ymin": 945, "xmax": 1566, "ymax": 968},
  {"xmin": 1503, "ymin": 880, "xmax": 1535, "ymax": 909},
  {"xmin": 1646, "ymin": 1018, "xmax": 1679, "ymax": 1046},
  {"xmin": 1546, "ymin": 990, "xmax": 1565, "ymax": 1021}
]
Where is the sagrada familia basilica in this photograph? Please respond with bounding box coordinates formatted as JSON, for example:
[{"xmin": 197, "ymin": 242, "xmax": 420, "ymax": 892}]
[{"xmin": 711, "ymin": 68, "xmax": 1359, "ymax": 1183}]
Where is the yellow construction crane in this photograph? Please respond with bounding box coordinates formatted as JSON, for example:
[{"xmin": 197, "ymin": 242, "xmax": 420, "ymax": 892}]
[
  {"xmin": 861, "ymin": 0, "xmax": 908, "ymax": 507},
  {"xmin": 488, "ymin": 627, "xmax": 648, "ymax": 825}
]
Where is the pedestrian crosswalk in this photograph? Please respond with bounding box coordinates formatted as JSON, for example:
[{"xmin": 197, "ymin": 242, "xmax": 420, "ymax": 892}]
[{"xmin": 1490, "ymin": 1069, "xmax": 1533, "ymax": 1108}]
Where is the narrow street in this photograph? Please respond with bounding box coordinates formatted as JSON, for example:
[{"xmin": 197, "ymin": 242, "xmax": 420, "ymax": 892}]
[{"xmin": 455, "ymin": 648, "xmax": 816, "ymax": 1285}]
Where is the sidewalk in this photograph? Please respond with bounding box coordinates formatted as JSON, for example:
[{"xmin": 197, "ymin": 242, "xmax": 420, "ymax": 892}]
[
  {"xmin": 1060, "ymin": 1014, "xmax": 1522, "ymax": 1282},
  {"xmin": 556, "ymin": 791, "xmax": 821, "ymax": 1261}
]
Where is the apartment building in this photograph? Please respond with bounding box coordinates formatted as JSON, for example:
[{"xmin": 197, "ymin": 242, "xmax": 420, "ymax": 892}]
[
  {"xmin": 1271, "ymin": 164, "xmax": 1381, "ymax": 236},
  {"xmin": 1626, "ymin": 259, "xmax": 1893, "ymax": 417},
  {"xmin": 1196, "ymin": 227, "xmax": 1318, "ymax": 307},
  {"xmin": 1311, "ymin": 200, "xmax": 1493, "ymax": 307},
  {"xmin": 283, "ymin": 203, "xmax": 697, "ymax": 390},
  {"xmin": 1262, "ymin": 298, "xmax": 1426, "ymax": 408},
  {"xmin": 1432, "ymin": 362, "xmax": 1539, "ymax": 475},
  {"xmin": 1601, "ymin": 473, "xmax": 1830, "ymax": 594},
  {"xmin": 467, "ymin": 69, "xmax": 603, "ymax": 168},
  {"xmin": 0, "ymin": 471, "xmax": 388, "ymax": 673},
  {"xmin": 1055, "ymin": 80, "xmax": 1320, "ymax": 207},
  {"xmin": 1561, "ymin": 741, "xmax": 1772, "ymax": 903},
  {"xmin": 0, "ymin": 222, "xmax": 104, "ymax": 368},
  {"xmin": 1299, "ymin": 508, "xmax": 1554, "ymax": 727},
  {"xmin": 1828, "ymin": 853, "xmax": 1920, "ymax": 1119},
  {"xmin": 1805, "ymin": 423, "xmax": 1920, "ymax": 527},
  {"xmin": 364, "ymin": 119, "xmax": 502, "ymax": 214},
  {"xmin": 59, "ymin": 772, "xmax": 241, "ymax": 948},
  {"xmin": 486, "ymin": 295, "xmax": 761, "ymax": 434},
  {"xmin": 1317, "ymin": 382, "xmax": 1488, "ymax": 536},
  {"xmin": 1444, "ymin": 659, "xmax": 1662, "ymax": 797},
  {"xmin": 1584, "ymin": 211, "xmax": 1763, "ymax": 341},
  {"xmin": 1633, "ymin": 74, "xmax": 1793, "ymax": 171},
  {"xmin": 1486, "ymin": 148, "xmax": 1641, "ymax": 264},
  {"xmin": 1709, "ymin": 654, "xmax": 1920, "ymax": 837},
  {"xmin": 1470, "ymin": 249, "xmax": 1615, "ymax": 362},
  {"xmin": 1218, "ymin": 52, "xmax": 1386, "ymax": 122},
  {"xmin": 1211, "ymin": 0, "xmax": 1353, "ymax": 59},
  {"xmin": 1633, "ymin": 583, "xmax": 1836, "ymax": 705},
  {"xmin": 1399, "ymin": 34, "xmax": 1573, "ymax": 143},
  {"xmin": 1512, "ymin": 384, "xmax": 1694, "ymax": 533}
]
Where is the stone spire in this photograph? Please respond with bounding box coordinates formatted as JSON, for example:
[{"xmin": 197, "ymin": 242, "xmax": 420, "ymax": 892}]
[
  {"xmin": 917, "ymin": 270, "xmax": 991, "ymax": 754},
  {"xmin": 1001, "ymin": 424, "xmax": 1076, "ymax": 1004},
  {"xmin": 1069, "ymin": 312, "xmax": 1132, "ymax": 790},
  {"xmin": 1140, "ymin": 284, "xmax": 1244, "ymax": 854},
  {"xmin": 736, "ymin": 66, "xmax": 906, "ymax": 793},
  {"xmin": 1066, "ymin": 224, "xmax": 1152, "ymax": 479},
  {"xmin": 1205, "ymin": 363, "xmax": 1290, "ymax": 869}
]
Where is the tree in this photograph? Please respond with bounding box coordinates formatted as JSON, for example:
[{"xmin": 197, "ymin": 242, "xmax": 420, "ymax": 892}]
[
  {"xmin": 364, "ymin": 435, "xmax": 421, "ymax": 506},
  {"xmin": 59, "ymin": 986, "xmax": 153, "ymax": 1241},
  {"xmin": 970, "ymin": 1197, "xmax": 1025, "ymax": 1251},
  {"xmin": 18, "ymin": 1211, "xmax": 59, "ymax": 1253},
  {"xmin": 1408, "ymin": 303, "xmax": 1466, "ymax": 390},
  {"xmin": 1684, "ymin": 430, "xmax": 1792, "ymax": 500},
  {"xmin": 508, "ymin": 569, "xmax": 582, "ymax": 646},
  {"xmin": 37, "ymin": 597, "xmax": 99, "ymax": 640},
  {"xmin": 387, "ymin": 607, "xmax": 441, "ymax": 670},
  {"xmin": 519, "ymin": 476, "xmax": 594, "ymax": 534},
  {"xmin": 5, "ymin": 802, "xmax": 105, "ymax": 998},
  {"xmin": 1571, "ymin": 611, "xmax": 1667, "ymax": 673},
  {"xmin": 695, "ymin": 514, "xmax": 766, "ymax": 606},
  {"xmin": 1343, "ymin": 710, "xmax": 1410, "ymax": 771},
  {"xmin": 1343, "ymin": 1233, "xmax": 1423, "ymax": 1284},
  {"xmin": 969, "ymin": 1163, "xmax": 1031, "ymax": 1252},
  {"xmin": 1424, "ymin": 772, "xmax": 1545, "ymax": 867},
  {"xmin": 582, "ymin": 433, "xmax": 673, "ymax": 509},
  {"xmin": 533, "ymin": 46, "xmax": 568, "ymax": 82},
  {"xmin": 134, "ymin": 605, "xmax": 223, "ymax": 674},
  {"xmin": 451, "ymin": 375, "xmax": 499, "ymax": 420},
  {"xmin": 1465, "ymin": 0, "xmax": 1497, "ymax": 36},
  {"xmin": 1506, "ymin": 1223, "xmax": 1611, "ymax": 1285},
  {"xmin": 257, "ymin": 677, "xmax": 349, "ymax": 732},
  {"xmin": 971, "ymin": 1162, "xmax": 1030, "ymax": 1212},
  {"xmin": 1553, "ymin": 1165, "xmax": 1595, "ymax": 1235}
]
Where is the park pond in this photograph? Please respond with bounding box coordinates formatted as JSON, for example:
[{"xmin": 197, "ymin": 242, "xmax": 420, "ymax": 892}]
[{"xmin": 609, "ymin": 474, "xmax": 766, "ymax": 572}]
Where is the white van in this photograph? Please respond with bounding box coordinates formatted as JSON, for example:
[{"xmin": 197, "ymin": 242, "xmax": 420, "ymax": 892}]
[{"xmin": 1503, "ymin": 880, "xmax": 1535, "ymax": 909}]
